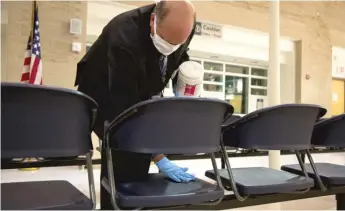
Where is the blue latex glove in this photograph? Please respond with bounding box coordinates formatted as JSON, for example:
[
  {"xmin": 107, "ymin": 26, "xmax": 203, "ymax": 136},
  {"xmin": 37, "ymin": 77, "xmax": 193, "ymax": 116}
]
[
  {"xmin": 173, "ymin": 85, "xmax": 179, "ymax": 97},
  {"xmin": 155, "ymin": 157, "xmax": 195, "ymax": 183}
]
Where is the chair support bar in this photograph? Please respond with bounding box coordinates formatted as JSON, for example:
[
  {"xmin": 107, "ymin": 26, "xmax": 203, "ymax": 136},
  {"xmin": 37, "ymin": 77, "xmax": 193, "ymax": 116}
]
[
  {"xmin": 106, "ymin": 148, "xmax": 120, "ymax": 210},
  {"xmin": 104, "ymin": 121, "xmax": 121, "ymax": 210},
  {"xmin": 86, "ymin": 152, "xmax": 97, "ymax": 210},
  {"xmin": 305, "ymin": 149, "xmax": 328, "ymax": 191},
  {"xmin": 220, "ymin": 134, "xmax": 248, "ymax": 201},
  {"xmin": 295, "ymin": 151, "xmax": 308, "ymax": 176},
  {"xmin": 284, "ymin": 151, "xmax": 311, "ymax": 194},
  {"xmin": 210, "ymin": 152, "xmax": 224, "ymax": 191},
  {"xmin": 196, "ymin": 153, "xmax": 224, "ymax": 206}
]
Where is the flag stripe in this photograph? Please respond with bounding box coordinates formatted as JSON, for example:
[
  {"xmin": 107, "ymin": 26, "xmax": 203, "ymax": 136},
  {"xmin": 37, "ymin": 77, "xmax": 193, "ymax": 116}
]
[
  {"xmin": 23, "ymin": 57, "xmax": 31, "ymax": 66},
  {"xmin": 21, "ymin": 72, "xmax": 30, "ymax": 81},
  {"xmin": 20, "ymin": 0, "xmax": 43, "ymax": 85},
  {"xmin": 29, "ymin": 56, "xmax": 40, "ymax": 84}
]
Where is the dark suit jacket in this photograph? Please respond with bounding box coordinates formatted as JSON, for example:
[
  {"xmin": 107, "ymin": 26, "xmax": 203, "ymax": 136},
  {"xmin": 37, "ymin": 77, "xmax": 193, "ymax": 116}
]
[{"xmin": 75, "ymin": 4, "xmax": 195, "ymax": 137}]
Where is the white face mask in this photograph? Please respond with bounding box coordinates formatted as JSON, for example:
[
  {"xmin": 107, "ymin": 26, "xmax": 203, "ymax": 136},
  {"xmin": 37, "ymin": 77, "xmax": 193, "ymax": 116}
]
[{"xmin": 151, "ymin": 16, "xmax": 181, "ymax": 56}]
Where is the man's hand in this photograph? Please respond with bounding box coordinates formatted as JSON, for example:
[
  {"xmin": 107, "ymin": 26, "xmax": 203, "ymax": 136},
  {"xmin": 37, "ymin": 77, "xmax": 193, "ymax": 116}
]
[{"xmin": 154, "ymin": 156, "xmax": 195, "ymax": 183}]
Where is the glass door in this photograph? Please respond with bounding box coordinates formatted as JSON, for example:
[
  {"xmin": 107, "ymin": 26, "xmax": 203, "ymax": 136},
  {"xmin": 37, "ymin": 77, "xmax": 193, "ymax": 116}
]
[{"xmin": 225, "ymin": 76, "xmax": 249, "ymax": 114}]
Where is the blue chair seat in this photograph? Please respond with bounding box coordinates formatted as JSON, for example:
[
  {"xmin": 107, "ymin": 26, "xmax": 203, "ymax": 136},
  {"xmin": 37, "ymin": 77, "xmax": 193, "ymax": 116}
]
[
  {"xmin": 205, "ymin": 167, "xmax": 314, "ymax": 195},
  {"xmin": 1, "ymin": 180, "xmax": 93, "ymax": 210},
  {"xmin": 102, "ymin": 173, "xmax": 224, "ymax": 208},
  {"xmin": 282, "ymin": 163, "xmax": 345, "ymax": 186}
]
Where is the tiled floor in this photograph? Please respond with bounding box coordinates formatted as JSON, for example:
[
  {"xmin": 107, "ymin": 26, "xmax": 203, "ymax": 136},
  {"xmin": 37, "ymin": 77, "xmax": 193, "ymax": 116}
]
[{"xmin": 2, "ymin": 153, "xmax": 344, "ymax": 210}]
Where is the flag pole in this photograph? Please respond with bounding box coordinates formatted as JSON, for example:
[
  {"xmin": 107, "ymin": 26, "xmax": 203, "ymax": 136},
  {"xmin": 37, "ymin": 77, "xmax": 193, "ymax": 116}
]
[{"xmin": 19, "ymin": 0, "xmax": 40, "ymax": 172}]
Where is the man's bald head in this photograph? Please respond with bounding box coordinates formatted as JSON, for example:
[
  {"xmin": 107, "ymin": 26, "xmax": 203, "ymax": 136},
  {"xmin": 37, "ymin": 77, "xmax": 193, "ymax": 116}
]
[{"xmin": 150, "ymin": 0, "xmax": 195, "ymax": 45}]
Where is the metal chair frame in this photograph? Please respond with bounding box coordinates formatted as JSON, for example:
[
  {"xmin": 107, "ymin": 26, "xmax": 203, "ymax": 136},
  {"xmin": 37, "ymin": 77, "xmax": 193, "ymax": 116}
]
[
  {"xmin": 298, "ymin": 114, "xmax": 345, "ymax": 191},
  {"xmin": 218, "ymin": 136, "xmax": 328, "ymax": 202},
  {"xmin": 102, "ymin": 101, "xmax": 230, "ymax": 210},
  {"xmin": 216, "ymin": 105, "xmax": 328, "ymax": 201}
]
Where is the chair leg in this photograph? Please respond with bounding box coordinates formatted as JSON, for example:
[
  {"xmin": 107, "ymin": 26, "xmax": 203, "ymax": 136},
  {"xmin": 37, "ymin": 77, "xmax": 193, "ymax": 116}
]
[
  {"xmin": 207, "ymin": 153, "xmax": 224, "ymax": 205},
  {"xmin": 106, "ymin": 148, "xmax": 120, "ymax": 210},
  {"xmin": 336, "ymin": 193, "xmax": 345, "ymax": 210},
  {"xmin": 104, "ymin": 121, "xmax": 120, "ymax": 210},
  {"xmin": 86, "ymin": 152, "xmax": 97, "ymax": 210},
  {"xmin": 220, "ymin": 136, "xmax": 248, "ymax": 202},
  {"xmin": 221, "ymin": 157, "xmax": 225, "ymax": 169},
  {"xmin": 210, "ymin": 152, "xmax": 224, "ymax": 191},
  {"xmin": 196, "ymin": 153, "xmax": 225, "ymax": 206},
  {"xmin": 301, "ymin": 151, "xmax": 306, "ymax": 163},
  {"xmin": 305, "ymin": 149, "xmax": 327, "ymax": 191},
  {"xmin": 295, "ymin": 150, "xmax": 308, "ymax": 177},
  {"xmin": 289, "ymin": 150, "xmax": 311, "ymax": 194}
]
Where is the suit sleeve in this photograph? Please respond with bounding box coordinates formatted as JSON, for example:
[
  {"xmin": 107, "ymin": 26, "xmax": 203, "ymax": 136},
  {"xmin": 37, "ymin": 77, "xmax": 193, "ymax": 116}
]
[{"xmin": 107, "ymin": 44, "xmax": 144, "ymax": 118}]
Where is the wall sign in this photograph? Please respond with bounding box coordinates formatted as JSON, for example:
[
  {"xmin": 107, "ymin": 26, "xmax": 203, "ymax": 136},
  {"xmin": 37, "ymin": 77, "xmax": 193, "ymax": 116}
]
[
  {"xmin": 332, "ymin": 47, "xmax": 345, "ymax": 79},
  {"xmin": 195, "ymin": 21, "xmax": 222, "ymax": 39}
]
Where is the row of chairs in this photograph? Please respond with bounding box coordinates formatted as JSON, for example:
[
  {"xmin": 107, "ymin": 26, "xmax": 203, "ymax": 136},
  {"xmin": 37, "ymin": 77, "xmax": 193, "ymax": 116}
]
[{"xmin": 1, "ymin": 82, "xmax": 345, "ymax": 210}]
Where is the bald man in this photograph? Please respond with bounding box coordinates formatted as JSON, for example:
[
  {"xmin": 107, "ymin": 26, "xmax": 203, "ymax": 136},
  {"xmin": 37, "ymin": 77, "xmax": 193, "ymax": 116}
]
[{"xmin": 75, "ymin": 1, "xmax": 196, "ymax": 209}]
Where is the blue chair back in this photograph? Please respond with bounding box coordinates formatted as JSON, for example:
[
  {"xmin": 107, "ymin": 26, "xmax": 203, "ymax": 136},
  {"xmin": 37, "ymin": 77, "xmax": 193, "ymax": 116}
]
[
  {"xmin": 311, "ymin": 113, "xmax": 345, "ymax": 148},
  {"xmin": 107, "ymin": 97, "xmax": 234, "ymax": 154},
  {"xmin": 1, "ymin": 82, "xmax": 98, "ymax": 159},
  {"xmin": 222, "ymin": 104, "xmax": 326, "ymax": 150}
]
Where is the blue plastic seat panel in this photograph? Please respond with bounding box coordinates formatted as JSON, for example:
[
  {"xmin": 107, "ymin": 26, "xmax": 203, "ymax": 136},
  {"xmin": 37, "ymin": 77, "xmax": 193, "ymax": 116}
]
[
  {"xmin": 281, "ymin": 163, "xmax": 345, "ymax": 186},
  {"xmin": 205, "ymin": 167, "xmax": 314, "ymax": 195},
  {"xmin": 103, "ymin": 173, "xmax": 224, "ymax": 208},
  {"xmin": 1, "ymin": 180, "xmax": 93, "ymax": 210}
]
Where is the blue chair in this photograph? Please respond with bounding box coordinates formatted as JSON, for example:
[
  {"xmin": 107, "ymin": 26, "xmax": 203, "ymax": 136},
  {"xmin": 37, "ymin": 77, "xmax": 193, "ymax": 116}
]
[
  {"xmin": 205, "ymin": 104, "xmax": 326, "ymax": 201},
  {"xmin": 223, "ymin": 114, "xmax": 242, "ymax": 126},
  {"xmin": 282, "ymin": 113, "xmax": 345, "ymax": 189},
  {"xmin": 101, "ymin": 97, "xmax": 234, "ymax": 209},
  {"xmin": 1, "ymin": 82, "xmax": 97, "ymax": 210}
]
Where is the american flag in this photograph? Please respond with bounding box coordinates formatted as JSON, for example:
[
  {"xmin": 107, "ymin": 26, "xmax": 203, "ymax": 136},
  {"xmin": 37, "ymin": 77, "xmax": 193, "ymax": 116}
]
[{"xmin": 20, "ymin": 1, "xmax": 43, "ymax": 85}]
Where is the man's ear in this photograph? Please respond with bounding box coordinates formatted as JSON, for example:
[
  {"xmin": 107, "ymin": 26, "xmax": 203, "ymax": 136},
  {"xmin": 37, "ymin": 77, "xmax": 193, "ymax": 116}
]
[{"xmin": 150, "ymin": 13, "xmax": 155, "ymax": 28}]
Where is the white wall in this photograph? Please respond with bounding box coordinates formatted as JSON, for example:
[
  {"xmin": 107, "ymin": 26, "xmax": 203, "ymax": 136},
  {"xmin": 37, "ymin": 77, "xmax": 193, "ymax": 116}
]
[
  {"xmin": 190, "ymin": 26, "xmax": 294, "ymax": 64},
  {"xmin": 332, "ymin": 46, "xmax": 345, "ymax": 79},
  {"xmin": 280, "ymin": 51, "xmax": 296, "ymax": 103},
  {"xmin": 87, "ymin": 1, "xmax": 137, "ymax": 37}
]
